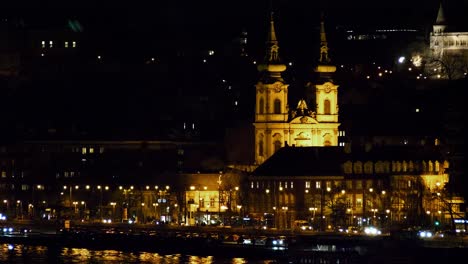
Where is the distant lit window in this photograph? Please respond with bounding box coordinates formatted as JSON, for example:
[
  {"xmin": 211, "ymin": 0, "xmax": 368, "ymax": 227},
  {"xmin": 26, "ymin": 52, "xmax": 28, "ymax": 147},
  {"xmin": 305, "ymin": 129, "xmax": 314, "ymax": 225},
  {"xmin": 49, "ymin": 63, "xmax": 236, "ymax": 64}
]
[
  {"xmin": 70, "ymin": 171, "xmax": 75, "ymax": 177},
  {"xmin": 65, "ymin": 41, "xmax": 69, "ymax": 48},
  {"xmin": 72, "ymin": 41, "xmax": 76, "ymax": 48},
  {"xmin": 290, "ymin": 181, "xmax": 293, "ymax": 189},
  {"xmin": 251, "ymin": 181, "xmax": 254, "ymax": 189},
  {"xmin": 1, "ymin": 171, "xmax": 6, "ymax": 178},
  {"xmin": 64, "ymin": 172, "xmax": 69, "ymax": 177},
  {"xmin": 356, "ymin": 198, "xmax": 363, "ymax": 208},
  {"xmin": 199, "ymin": 198, "xmax": 204, "ymax": 208},
  {"xmin": 209, "ymin": 198, "xmax": 215, "ymax": 207},
  {"xmin": 99, "ymin": 147, "xmax": 104, "ymax": 153},
  {"xmin": 81, "ymin": 147, "xmax": 87, "ymax": 154},
  {"xmin": 208, "ymin": 50, "xmax": 214, "ymax": 56},
  {"xmin": 305, "ymin": 181, "xmax": 310, "ymax": 189},
  {"xmin": 315, "ymin": 181, "xmax": 321, "ymax": 189},
  {"xmin": 41, "ymin": 41, "xmax": 46, "ymax": 48},
  {"xmin": 49, "ymin": 41, "xmax": 53, "ymax": 48},
  {"xmin": 89, "ymin": 148, "xmax": 94, "ymax": 154},
  {"xmin": 356, "ymin": 181, "xmax": 362, "ymax": 189},
  {"xmin": 22, "ymin": 185, "xmax": 29, "ymax": 191}
]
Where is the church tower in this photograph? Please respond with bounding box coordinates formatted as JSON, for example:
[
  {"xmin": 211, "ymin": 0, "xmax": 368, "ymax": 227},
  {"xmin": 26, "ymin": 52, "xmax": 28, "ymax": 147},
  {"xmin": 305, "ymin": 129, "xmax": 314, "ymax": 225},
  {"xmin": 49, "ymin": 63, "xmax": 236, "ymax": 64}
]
[
  {"xmin": 312, "ymin": 13, "xmax": 340, "ymax": 145},
  {"xmin": 433, "ymin": 2, "xmax": 447, "ymax": 35},
  {"xmin": 430, "ymin": 2, "xmax": 448, "ymax": 58},
  {"xmin": 253, "ymin": 13, "xmax": 289, "ymax": 165},
  {"xmin": 253, "ymin": 12, "xmax": 341, "ymax": 166}
]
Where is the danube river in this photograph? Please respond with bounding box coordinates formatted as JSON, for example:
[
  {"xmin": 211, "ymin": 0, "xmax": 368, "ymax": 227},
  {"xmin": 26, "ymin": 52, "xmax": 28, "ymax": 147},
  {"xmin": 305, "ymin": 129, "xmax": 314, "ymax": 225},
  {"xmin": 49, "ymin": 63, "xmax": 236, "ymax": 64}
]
[{"xmin": 1, "ymin": 244, "xmax": 282, "ymax": 263}]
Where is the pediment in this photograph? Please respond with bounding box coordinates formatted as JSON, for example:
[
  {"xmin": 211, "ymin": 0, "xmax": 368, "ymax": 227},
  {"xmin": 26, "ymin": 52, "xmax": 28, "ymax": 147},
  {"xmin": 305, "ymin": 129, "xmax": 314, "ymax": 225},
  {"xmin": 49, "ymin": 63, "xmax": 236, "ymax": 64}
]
[{"xmin": 290, "ymin": 116, "xmax": 318, "ymax": 124}]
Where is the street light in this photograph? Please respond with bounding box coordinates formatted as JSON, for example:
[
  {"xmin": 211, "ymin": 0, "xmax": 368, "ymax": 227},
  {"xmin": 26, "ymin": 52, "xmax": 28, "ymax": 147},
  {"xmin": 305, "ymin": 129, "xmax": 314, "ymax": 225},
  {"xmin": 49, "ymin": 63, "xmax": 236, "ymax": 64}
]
[
  {"xmin": 110, "ymin": 202, "xmax": 116, "ymax": 221},
  {"xmin": 16, "ymin": 200, "xmax": 22, "ymax": 219},
  {"xmin": 3, "ymin": 200, "xmax": 8, "ymax": 216},
  {"xmin": 73, "ymin": 201, "xmax": 78, "ymax": 215},
  {"xmin": 309, "ymin": 207, "xmax": 317, "ymax": 228}
]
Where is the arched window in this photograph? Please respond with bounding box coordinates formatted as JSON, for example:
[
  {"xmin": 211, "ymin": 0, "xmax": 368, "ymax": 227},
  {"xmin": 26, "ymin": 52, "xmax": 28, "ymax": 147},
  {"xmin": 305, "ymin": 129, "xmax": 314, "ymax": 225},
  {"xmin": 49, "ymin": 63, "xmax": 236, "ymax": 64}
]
[
  {"xmin": 324, "ymin": 99, "xmax": 331, "ymax": 114},
  {"xmin": 259, "ymin": 99, "xmax": 264, "ymax": 114},
  {"xmin": 274, "ymin": 99, "xmax": 281, "ymax": 114},
  {"xmin": 274, "ymin": 140, "xmax": 282, "ymax": 152}
]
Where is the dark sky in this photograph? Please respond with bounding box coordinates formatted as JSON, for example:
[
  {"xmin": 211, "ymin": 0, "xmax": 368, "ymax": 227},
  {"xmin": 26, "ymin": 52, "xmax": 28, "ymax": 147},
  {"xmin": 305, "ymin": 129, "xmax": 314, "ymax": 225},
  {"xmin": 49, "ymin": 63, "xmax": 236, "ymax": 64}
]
[{"xmin": 5, "ymin": 0, "xmax": 466, "ymax": 28}]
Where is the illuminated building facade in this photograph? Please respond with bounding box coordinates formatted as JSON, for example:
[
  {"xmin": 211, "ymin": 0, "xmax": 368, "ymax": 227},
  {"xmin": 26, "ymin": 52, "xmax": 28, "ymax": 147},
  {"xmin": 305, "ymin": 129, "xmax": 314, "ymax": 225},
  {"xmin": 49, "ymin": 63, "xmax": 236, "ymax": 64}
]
[
  {"xmin": 253, "ymin": 14, "xmax": 340, "ymax": 165},
  {"xmin": 248, "ymin": 145, "xmax": 461, "ymax": 231},
  {"xmin": 428, "ymin": 2, "xmax": 468, "ymax": 79}
]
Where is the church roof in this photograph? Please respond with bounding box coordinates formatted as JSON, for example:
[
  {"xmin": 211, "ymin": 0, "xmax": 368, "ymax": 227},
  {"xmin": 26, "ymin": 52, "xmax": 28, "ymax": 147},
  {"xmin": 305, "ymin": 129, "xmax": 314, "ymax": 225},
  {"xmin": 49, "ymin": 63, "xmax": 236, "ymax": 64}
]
[
  {"xmin": 436, "ymin": 2, "xmax": 446, "ymax": 25},
  {"xmin": 251, "ymin": 145, "xmax": 445, "ymax": 177}
]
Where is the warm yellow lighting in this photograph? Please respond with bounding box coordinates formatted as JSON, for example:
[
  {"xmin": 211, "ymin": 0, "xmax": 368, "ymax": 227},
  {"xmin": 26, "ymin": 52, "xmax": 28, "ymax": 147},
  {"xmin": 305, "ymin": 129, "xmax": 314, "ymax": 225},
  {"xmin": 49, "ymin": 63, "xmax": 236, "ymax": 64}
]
[{"xmin": 266, "ymin": 189, "xmax": 270, "ymax": 194}]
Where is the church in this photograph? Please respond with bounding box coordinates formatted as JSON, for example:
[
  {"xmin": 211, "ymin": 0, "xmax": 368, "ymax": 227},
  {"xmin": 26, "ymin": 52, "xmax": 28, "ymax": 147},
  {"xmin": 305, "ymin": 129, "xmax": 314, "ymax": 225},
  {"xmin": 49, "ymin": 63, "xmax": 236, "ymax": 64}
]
[
  {"xmin": 428, "ymin": 2, "xmax": 468, "ymax": 79},
  {"xmin": 253, "ymin": 13, "xmax": 340, "ymax": 165},
  {"xmin": 246, "ymin": 12, "xmax": 463, "ymax": 232}
]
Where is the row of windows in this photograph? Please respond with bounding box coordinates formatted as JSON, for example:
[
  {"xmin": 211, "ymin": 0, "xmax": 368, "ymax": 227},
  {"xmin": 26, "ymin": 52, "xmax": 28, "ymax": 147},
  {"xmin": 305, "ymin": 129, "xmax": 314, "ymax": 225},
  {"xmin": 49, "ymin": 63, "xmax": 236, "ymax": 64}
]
[
  {"xmin": 258, "ymin": 99, "xmax": 282, "ymax": 114},
  {"xmin": 343, "ymin": 160, "xmax": 445, "ymax": 174},
  {"xmin": 258, "ymin": 99, "xmax": 332, "ymax": 115},
  {"xmin": 251, "ymin": 180, "xmax": 383, "ymax": 191},
  {"xmin": 1, "ymin": 171, "xmax": 24, "ymax": 178},
  {"xmin": 41, "ymin": 41, "xmax": 77, "ymax": 48},
  {"xmin": 434, "ymin": 39, "xmax": 468, "ymax": 47},
  {"xmin": 71, "ymin": 147, "xmax": 105, "ymax": 154}
]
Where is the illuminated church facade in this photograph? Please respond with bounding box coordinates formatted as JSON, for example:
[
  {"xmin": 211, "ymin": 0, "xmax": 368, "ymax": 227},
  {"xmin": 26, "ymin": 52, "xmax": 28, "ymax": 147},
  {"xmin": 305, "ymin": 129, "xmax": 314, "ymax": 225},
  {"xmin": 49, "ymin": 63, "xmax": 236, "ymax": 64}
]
[{"xmin": 253, "ymin": 14, "xmax": 340, "ymax": 165}]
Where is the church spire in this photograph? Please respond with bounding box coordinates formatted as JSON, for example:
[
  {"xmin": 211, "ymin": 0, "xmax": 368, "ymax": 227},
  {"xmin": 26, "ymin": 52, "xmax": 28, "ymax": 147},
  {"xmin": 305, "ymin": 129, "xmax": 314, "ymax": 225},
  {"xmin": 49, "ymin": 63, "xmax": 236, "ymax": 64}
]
[
  {"xmin": 433, "ymin": 2, "xmax": 447, "ymax": 34},
  {"xmin": 314, "ymin": 12, "xmax": 336, "ymax": 77},
  {"xmin": 318, "ymin": 12, "xmax": 330, "ymax": 64},
  {"xmin": 436, "ymin": 2, "xmax": 446, "ymax": 25},
  {"xmin": 257, "ymin": 11, "xmax": 286, "ymax": 82},
  {"xmin": 264, "ymin": 12, "xmax": 280, "ymax": 63}
]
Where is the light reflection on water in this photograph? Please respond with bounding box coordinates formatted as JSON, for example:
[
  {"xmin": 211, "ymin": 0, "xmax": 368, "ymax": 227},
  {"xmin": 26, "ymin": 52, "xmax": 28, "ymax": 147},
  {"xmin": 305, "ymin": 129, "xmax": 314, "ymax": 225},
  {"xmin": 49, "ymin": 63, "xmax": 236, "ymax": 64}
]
[{"xmin": 1, "ymin": 244, "xmax": 277, "ymax": 263}]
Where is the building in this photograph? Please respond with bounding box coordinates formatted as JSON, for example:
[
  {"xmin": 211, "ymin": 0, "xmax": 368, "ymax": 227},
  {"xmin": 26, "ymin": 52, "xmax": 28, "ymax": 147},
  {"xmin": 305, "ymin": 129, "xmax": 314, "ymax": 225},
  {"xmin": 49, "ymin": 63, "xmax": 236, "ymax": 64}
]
[
  {"xmin": 248, "ymin": 145, "xmax": 460, "ymax": 231},
  {"xmin": 428, "ymin": 2, "xmax": 468, "ymax": 79},
  {"xmin": 253, "ymin": 13, "xmax": 340, "ymax": 165},
  {"xmin": 246, "ymin": 11, "xmax": 465, "ymax": 232}
]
